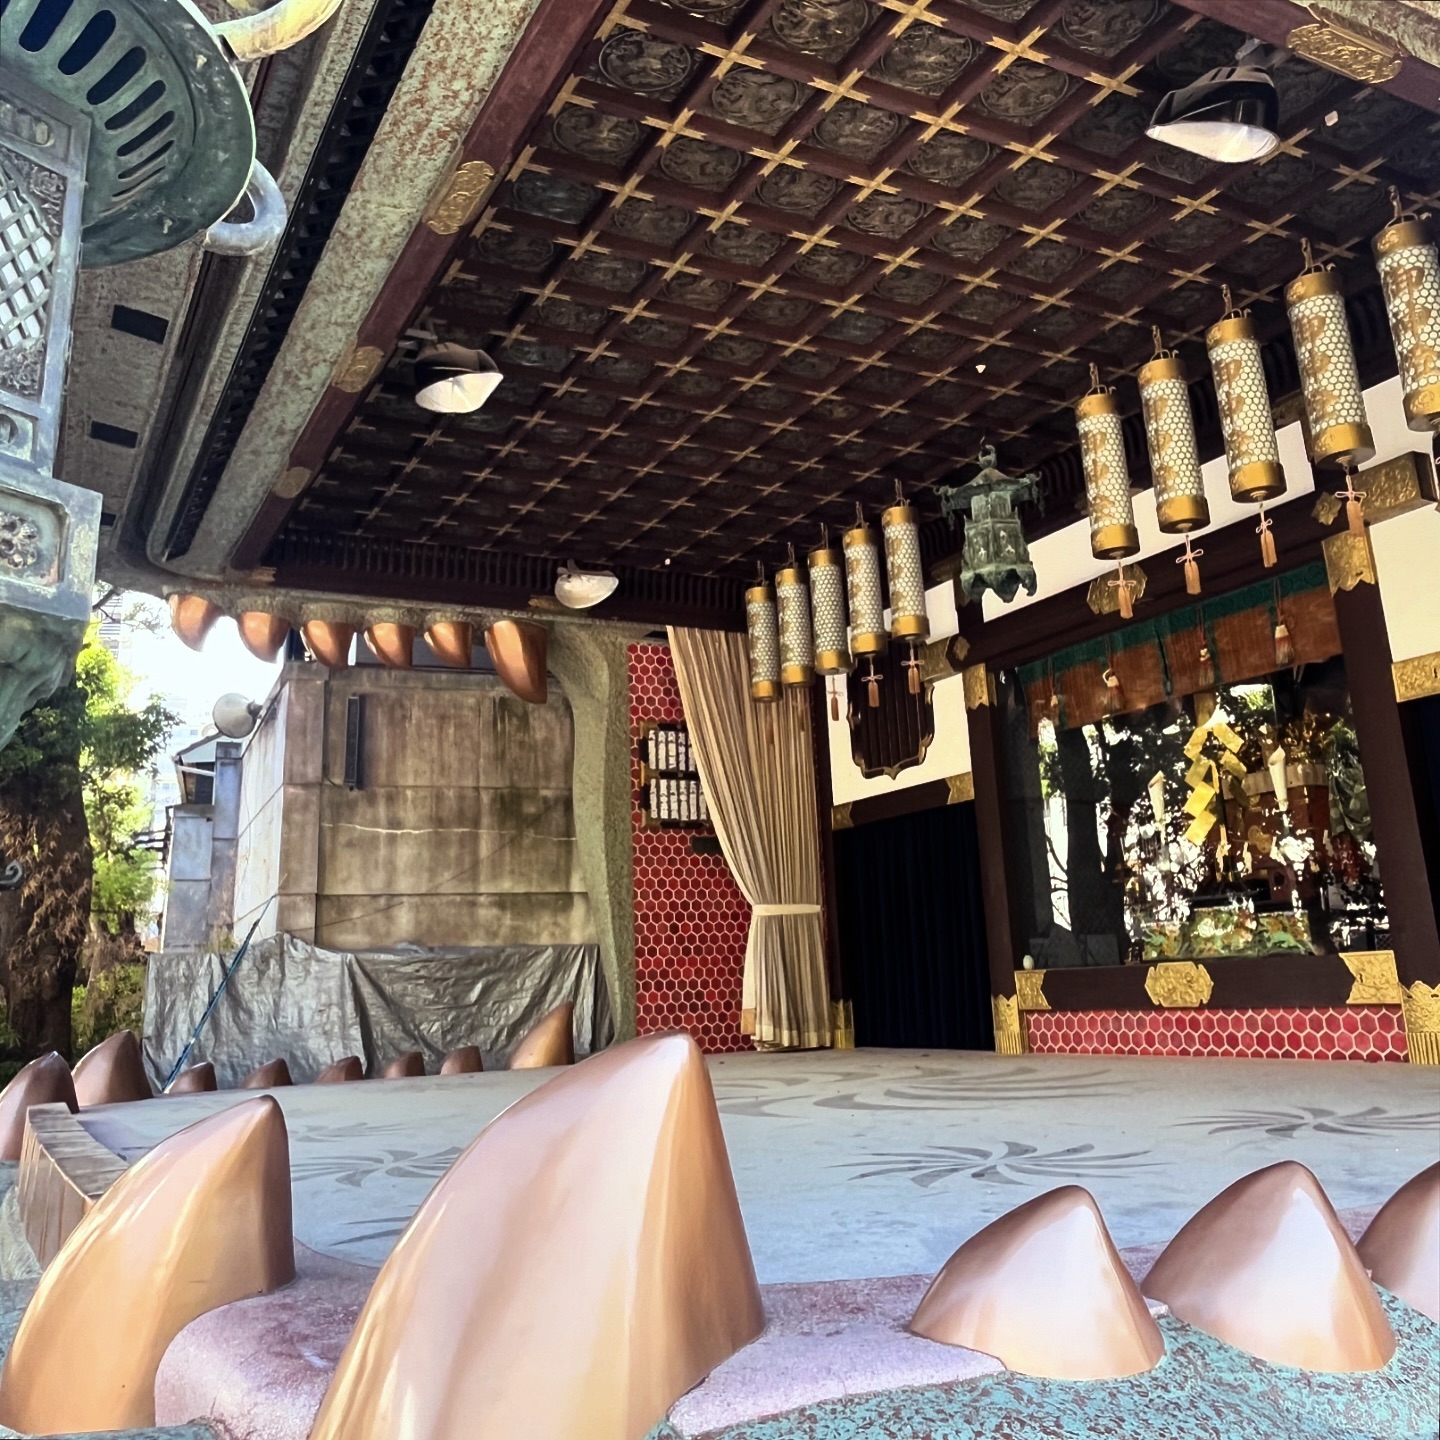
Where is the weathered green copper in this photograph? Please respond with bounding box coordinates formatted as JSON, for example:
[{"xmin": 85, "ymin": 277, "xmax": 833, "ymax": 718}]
[
  {"xmin": 938, "ymin": 445, "xmax": 1042, "ymax": 605},
  {"xmin": 0, "ymin": 0, "xmax": 254, "ymax": 268}
]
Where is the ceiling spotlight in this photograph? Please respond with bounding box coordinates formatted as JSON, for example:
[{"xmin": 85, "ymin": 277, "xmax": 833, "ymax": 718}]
[
  {"xmin": 1146, "ymin": 47, "xmax": 1281, "ymax": 164},
  {"xmin": 414, "ymin": 343, "xmax": 502, "ymax": 414},
  {"xmin": 554, "ymin": 561, "xmax": 619, "ymax": 610}
]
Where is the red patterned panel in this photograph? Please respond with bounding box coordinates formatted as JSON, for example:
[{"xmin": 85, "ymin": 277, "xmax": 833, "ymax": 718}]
[
  {"xmin": 1024, "ymin": 1005, "xmax": 1408, "ymax": 1063},
  {"xmin": 629, "ymin": 643, "xmax": 751, "ymax": 1054}
]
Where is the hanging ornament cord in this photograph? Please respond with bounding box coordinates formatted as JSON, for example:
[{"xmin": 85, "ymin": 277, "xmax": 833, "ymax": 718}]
[
  {"xmin": 1257, "ymin": 504, "xmax": 1277, "ymax": 568},
  {"xmin": 829, "ymin": 675, "xmax": 841, "ymax": 722},
  {"xmin": 866, "ymin": 656, "xmax": 881, "ymax": 709},
  {"xmin": 1272, "ymin": 579, "xmax": 1294, "ymax": 668},
  {"xmin": 1338, "ymin": 465, "xmax": 1367, "ymax": 536},
  {"xmin": 905, "ymin": 640, "xmax": 922, "ymax": 695},
  {"xmin": 1109, "ymin": 561, "xmax": 1135, "ymax": 619},
  {"xmin": 1178, "ymin": 533, "xmax": 1203, "ymax": 595}
]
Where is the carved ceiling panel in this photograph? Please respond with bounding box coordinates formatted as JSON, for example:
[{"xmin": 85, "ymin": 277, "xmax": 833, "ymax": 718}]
[{"xmin": 287, "ymin": 0, "xmax": 1440, "ymax": 580}]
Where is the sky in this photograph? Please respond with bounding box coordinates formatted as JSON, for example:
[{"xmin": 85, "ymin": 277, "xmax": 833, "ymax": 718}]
[{"xmin": 116, "ymin": 595, "xmax": 283, "ymax": 736}]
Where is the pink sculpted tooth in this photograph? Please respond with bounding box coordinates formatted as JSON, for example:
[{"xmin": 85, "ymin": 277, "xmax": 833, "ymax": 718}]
[
  {"xmin": 242, "ymin": 1059, "xmax": 294, "ymax": 1089},
  {"xmin": 382, "ymin": 1051, "xmax": 426, "ymax": 1079},
  {"xmin": 484, "ymin": 619, "xmax": 548, "ymax": 704},
  {"xmin": 308, "ymin": 1033, "xmax": 764, "ymax": 1440},
  {"xmin": 910, "ymin": 1185, "xmax": 1163, "ymax": 1379},
  {"xmin": 440, "ymin": 1046, "xmax": 483, "ymax": 1074},
  {"xmin": 1357, "ymin": 1161, "xmax": 1439, "ymax": 1323},
  {"xmin": 0, "ymin": 1096, "xmax": 294, "ymax": 1434},
  {"xmin": 509, "ymin": 1002, "xmax": 575, "ymax": 1069},
  {"xmin": 164, "ymin": 1063, "xmax": 217, "ymax": 1095},
  {"xmin": 0, "ymin": 1055, "xmax": 76, "ymax": 1160},
  {"xmin": 1144, "ymin": 1160, "xmax": 1395, "ymax": 1371},
  {"xmin": 315, "ymin": 1056, "xmax": 365, "ymax": 1083},
  {"xmin": 72, "ymin": 1031, "xmax": 152, "ymax": 1107}
]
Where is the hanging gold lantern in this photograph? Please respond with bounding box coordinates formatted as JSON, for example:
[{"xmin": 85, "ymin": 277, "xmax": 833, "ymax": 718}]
[
  {"xmin": 1207, "ymin": 286, "xmax": 1286, "ymax": 506},
  {"xmin": 1286, "ymin": 239, "xmax": 1374, "ymax": 466},
  {"xmin": 808, "ymin": 529, "xmax": 851, "ymax": 721},
  {"xmin": 882, "ymin": 483, "xmax": 929, "ymax": 695},
  {"xmin": 843, "ymin": 506, "xmax": 887, "ymax": 708},
  {"xmin": 775, "ymin": 547, "xmax": 813, "ymax": 688},
  {"xmin": 1076, "ymin": 365, "xmax": 1139, "ymax": 561},
  {"xmin": 745, "ymin": 573, "xmax": 780, "ymax": 702},
  {"xmin": 1139, "ymin": 329, "xmax": 1209, "ymax": 594},
  {"xmin": 1373, "ymin": 188, "xmax": 1440, "ymax": 433}
]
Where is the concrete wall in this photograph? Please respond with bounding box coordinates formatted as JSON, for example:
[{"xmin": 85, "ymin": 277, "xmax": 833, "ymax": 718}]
[
  {"xmin": 161, "ymin": 805, "xmax": 214, "ymax": 950},
  {"xmin": 231, "ymin": 662, "xmax": 593, "ymax": 951}
]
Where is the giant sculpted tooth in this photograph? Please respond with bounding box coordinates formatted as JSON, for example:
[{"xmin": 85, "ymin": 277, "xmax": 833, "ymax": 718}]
[
  {"xmin": 72, "ymin": 1031, "xmax": 153, "ymax": 1106},
  {"xmin": 509, "ymin": 1002, "xmax": 575, "ymax": 1069},
  {"xmin": 909, "ymin": 1185, "xmax": 1162, "ymax": 1379},
  {"xmin": 0, "ymin": 1054, "xmax": 77, "ymax": 1160},
  {"xmin": 165, "ymin": 1062, "xmax": 217, "ymax": 1094},
  {"xmin": 440, "ymin": 1046, "xmax": 483, "ymax": 1074},
  {"xmin": 382, "ymin": 1051, "xmax": 426, "ymax": 1079},
  {"xmin": 0, "ymin": 1097, "xmax": 295, "ymax": 1434},
  {"xmin": 1357, "ymin": 1162, "xmax": 1439, "ymax": 1323},
  {"xmin": 243, "ymin": 1058, "xmax": 294, "ymax": 1089},
  {"xmin": 1143, "ymin": 1160, "xmax": 1394, "ymax": 1371},
  {"xmin": 315, "ymin": 1056, "xmax": 365, "ymax": 1083},
  {"xmin": 308, "ymin": 1033, "xmax": 765, "ymax": 1440}
]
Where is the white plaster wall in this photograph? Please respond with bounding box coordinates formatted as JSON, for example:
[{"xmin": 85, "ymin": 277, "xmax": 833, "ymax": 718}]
[{"xmin": 1373, "ymin": 504, "xmax": 1440, "ymax": 663}]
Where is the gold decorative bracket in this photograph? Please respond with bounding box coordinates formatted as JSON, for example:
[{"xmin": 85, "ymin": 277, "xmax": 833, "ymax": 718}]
[
  {"xmin": 1322, "ymin": 530, "xmax": 1376, "ymax": 593},
  {"xmin": 830, "ymin": 802, "xmax": 853, "ymax": 831},
  {"xmin": 1342, "ymin": 950, "xmax": 1402, "ymax": 1005},
  {"xmin": 992, "ymin": 993, "xmax": 1027, "ymax": 1054},
  {"xmin": 1014, "ymin": 969, "xmax": 1049, "ymax": 1012},
  {"xmin": 424, "ymin": 159, "xmax": 496, "ymax": 236},
  {"xmin": 331, "ymin": 343, "xmax": 387, "ymax": 395},
  {"xmin": 1144, "ymin": 961, "xmax": 1213, "ymax": 1008},
  {"xmin": 963, "ymin": 664, "xmax": 992, "ymax": 710},
  {"xmin": 1401, "ymin": 981, "xmax": 1440, "ymax": 1066},
  {"xmin": 1393, "ymin": 650, "xmax": 1440, "ymax": 703},
  {"xmin": 946, "ymin": 772, "xmax": 975, "ymax": 804},
  {"xmin": 1288, "ymin": 7, "xmax": 1405, "ymax": 84}
]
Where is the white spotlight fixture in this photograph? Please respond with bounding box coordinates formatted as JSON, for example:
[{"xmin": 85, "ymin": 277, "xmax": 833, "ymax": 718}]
[
  {"xmin": 554, "ymin": 561, "xmax": 620, "ymax": 610},
  {"xmin": 1146, "ymin": 43, "xmax": 1282, "ymax": 165},
  {"xmin": 213, "ymin": 693, "xmax": 263, "ymax": 739},
  {"xmin": 414, "ymin": 343, "xmax": 502, "ymax": 414}
]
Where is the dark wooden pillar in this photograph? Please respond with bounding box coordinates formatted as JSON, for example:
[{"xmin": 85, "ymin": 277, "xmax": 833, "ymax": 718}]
[
  {"xmin": 809, "ymin": 682, "xmax": 845, "ymax": 1028},
  {"xmin": 962, "ymin": 663, "xmax": 1026, "ymax": 1053},
  {"xmin": 1328, "ymin": 535, "xmax": 1440, "ymax": 1064}
]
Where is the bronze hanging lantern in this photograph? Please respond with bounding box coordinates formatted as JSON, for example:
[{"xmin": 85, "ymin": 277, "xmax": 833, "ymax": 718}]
[
  {"xmin": 745, "ymin": 571, "xmax": 780, "ymax": 702},
  {"xmin": 1207, "ymin": 285, "xmax": 1285, "ymax": 566},
  {"xmin": 1286, "ymin": 239, "xmax": 1374, "ymax": 466},
  {"xmin": 1373, "ymin": 188, "xmax": 1440, "ymax": 434},
  {"xmin": 808, "ymin": 528, "xmax": 852, "ymax": 722},
  {"xmin": 1076, "ymin": 365, "xmax": 1140, "ymax": 618},
  {"xmin": 775, "ymin": 546, "xmax": 814, "ymax": 688},
  {"xmin": 939, "ymin": 444, "xmax": 1039, "ymax": 605},
  {"xmin": 1139, "ymin": 329, "xmax": 1209, "ymax": 594},
  {"xmin": 843, "ymin": 505, "xmax": 887, "ymax": 708},
  {"xmin": 882, "ymin": 483, "xmax": 929, "ymax": 695}
]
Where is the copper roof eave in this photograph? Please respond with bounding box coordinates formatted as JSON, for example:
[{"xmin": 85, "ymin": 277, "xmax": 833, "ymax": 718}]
[
  {"xmin": 229, "ymin": 0, "xmax": 612, "ymax": 573},
  {"xmin": 1172, "ymin": 0, "xmax": 1440, "ymax": 115}
]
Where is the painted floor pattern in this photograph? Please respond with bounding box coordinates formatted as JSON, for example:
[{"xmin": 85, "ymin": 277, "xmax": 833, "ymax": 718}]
[{"xmin": 79, "ymin": 1048, "xmax": 1440, "ymax": 1283}]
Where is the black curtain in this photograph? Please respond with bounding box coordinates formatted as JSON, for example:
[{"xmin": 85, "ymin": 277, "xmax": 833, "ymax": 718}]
[
  {"xmin": 834, "ymin": 802, "xmax": 994, "ymax": 1050},
  {"xmin": 1403, "ymin": 691, "xmax": 1440, "ymax": 933}
]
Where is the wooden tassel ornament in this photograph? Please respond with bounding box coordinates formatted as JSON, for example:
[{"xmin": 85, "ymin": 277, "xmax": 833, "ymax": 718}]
[
  {"xmin": 1178, "ymin": 534, "xmax": 1203, "ymax": 595},
  {"xmin": 1339, "ymin": 467, "xmax": 1367, "ymax": 536},
  {"xmin": 1110, "ymin": 562, "xmax": 1135, "ymax": 619},
  {"xmin": 1197, "ymin": 644, "xmax": 1216, "ymax": 690},
  {"xmin": 906, "ymin": 642, "xmax": 922, "ymax": 695},
  {"xmin": 865, "ymin": 657, "xmax": 881, "ymax": 709},
  {"xmin": 1103, "ymin": 665, "xmax": 1124, "ymax": 715},
  {"xmin": 1274, "ymin": 618, "xmax": 1294, "ymax": 668},
  {"xmin": 1257, "ymin": 505, "xmax": 1277, "ymax": 568},
  {"xmin": 829, "ymin": 676, "xmax": 841, "ymax": 722}
]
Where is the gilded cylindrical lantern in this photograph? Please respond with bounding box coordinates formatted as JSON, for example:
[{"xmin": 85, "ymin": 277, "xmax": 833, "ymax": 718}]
[
  {"xmin": 881, "ymin": 498, "xmax": 929, "ymax": 642},
  {"xmin": 775, "ymin": 560, "xmax": 814, "ymax": 687},
  {"xmin": 1373, "ymin": 204, "xmax": 1440, "ymax": 433},
  {"xmin": 1286, "ymin": 256, "xmax": 1374, "ymax": 465},
  {"xmin": 807, "ymin": 541, "xmax": 852, "ymax": 675},
  {"xmin": 1138, "ymin": 342, "xmax": 1209, "ymax": 534},
  {"xmin": 843, "ymin": 517, "xmax": 888, "ymax": 657},
  {"xmin": 745, "ymin": 581, "xmax": 780, "ymax": 701},
  {"xmin": 1076, "ymin": 373, "xmax": 1139, "ymax": 560},
  {"xmin": 1206, "ymin": 297, "xmax": 1286, "ymax": 502}
]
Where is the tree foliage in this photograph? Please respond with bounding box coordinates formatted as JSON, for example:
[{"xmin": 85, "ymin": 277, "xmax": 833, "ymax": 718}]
[{"xmin": 0, "ymin": 623, "xmax": 176, "ymax": 1058}]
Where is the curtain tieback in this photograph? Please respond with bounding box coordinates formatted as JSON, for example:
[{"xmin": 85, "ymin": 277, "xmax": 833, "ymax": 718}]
[{"xmin": 750, "ymin": 903, "xmax": 822, "ymax": 917}]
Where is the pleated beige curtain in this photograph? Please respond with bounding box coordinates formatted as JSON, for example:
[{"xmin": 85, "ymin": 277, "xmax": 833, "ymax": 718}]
[{"xmin": 667, "ymin": 626, "xmax": 831, "ymax": 1050}]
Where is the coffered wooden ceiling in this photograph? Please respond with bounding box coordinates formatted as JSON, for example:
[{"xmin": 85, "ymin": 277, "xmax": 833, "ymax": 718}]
[{"xmin": 278, "ymin": 0, "xmax": 1440, "ymax": 583}]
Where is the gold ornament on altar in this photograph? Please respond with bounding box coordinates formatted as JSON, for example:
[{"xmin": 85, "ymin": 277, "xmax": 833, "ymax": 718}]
[
  {"xmin": 775, "ymin": 547, "xmax": 814, "ymax": 688},
  {"xmin": 808, "ymin": 529, "xmax": 852, "ymax": 721},
  {"xmin": 1208, "ymin": 286, "xmax": 1286, "ymax": 566},
  {"xmin": 882, "ymin": 482, "xmax": 929, "ymax": 695},
  {"xmin": 744, "ymin": 571, "xmax": 780, "ymax": 702},
  {"xmin": 1076, "ymin": 364, "xmax": 1140, "ymax": 618},
  {"xmin": 1373, "ymin": 189, "xmax": 1440, "ymax": 434},
  {"xmin": 843, "ymin": 505, "xmax": 888, "ymax": 708},
  {"xmin": 1286, "ymin": 239, "xmax": 1374, "ymax": 467},
  {"xmin": 1139, "ymin": 328, "xmax": 1209, "ymax": 594}
]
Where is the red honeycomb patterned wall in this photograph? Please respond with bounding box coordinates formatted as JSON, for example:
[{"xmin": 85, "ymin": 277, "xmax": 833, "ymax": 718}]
[
  {"xmin": 1025, "ymin": 1005, "xmax": 1408, "ymax": 1062},
  {"xmin": 629, "ymin": 642, "xmax": 751, "ymax": 1054}
]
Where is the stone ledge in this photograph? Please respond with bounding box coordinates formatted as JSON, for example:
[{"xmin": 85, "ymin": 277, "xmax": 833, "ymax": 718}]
[{"xmin": 18, "ymin": 1103, "xmax": 127, "ymax": 1267}]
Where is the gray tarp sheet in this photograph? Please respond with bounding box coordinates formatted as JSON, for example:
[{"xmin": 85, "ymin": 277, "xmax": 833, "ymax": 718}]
[{"xmin": 143, "ymin": 934, "xmax": 612, "ymax": 1089}]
